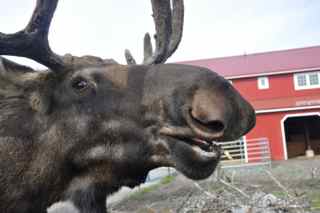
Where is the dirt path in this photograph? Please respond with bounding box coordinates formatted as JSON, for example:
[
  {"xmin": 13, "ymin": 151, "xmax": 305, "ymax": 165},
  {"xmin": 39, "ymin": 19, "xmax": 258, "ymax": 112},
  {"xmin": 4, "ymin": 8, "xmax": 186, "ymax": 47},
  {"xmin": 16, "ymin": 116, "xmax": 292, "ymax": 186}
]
[{"xmin": 108, "ymin": 157, "xmax": 320, "ymax": 213}]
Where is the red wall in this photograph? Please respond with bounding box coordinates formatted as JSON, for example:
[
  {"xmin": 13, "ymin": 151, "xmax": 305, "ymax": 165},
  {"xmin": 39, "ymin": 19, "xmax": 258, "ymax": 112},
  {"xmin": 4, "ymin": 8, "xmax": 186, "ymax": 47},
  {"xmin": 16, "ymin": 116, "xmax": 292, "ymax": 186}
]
[
  {"xmin": 246, "ymin": 112, "xmax": 284, "ymax": 160},
  {"xmin": 231, "ymin": 73, "xmax": 320, "ymax": 102},
  {"xmin": 245, "ymin": 109, "xmax": 320, "ymax": 160},
  {"xmin": 229, "ymin": 73, "xmax": 320, "ymax": 160}
]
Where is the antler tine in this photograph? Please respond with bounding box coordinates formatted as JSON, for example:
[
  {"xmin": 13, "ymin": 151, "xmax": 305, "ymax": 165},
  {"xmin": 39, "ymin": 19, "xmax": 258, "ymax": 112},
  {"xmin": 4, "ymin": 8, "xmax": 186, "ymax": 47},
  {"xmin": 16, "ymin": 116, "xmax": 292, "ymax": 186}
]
[
  {"xmin": 0, "ymin": 0, "xmax": 65, "ymax": 71},
  {"xmin": 165, "ymin": 0, "xmax": 184, "ymax": 60},
  {"xmin": 147, "ymin": 0, "xmax": 172, "ymax": 64},
  {"xmin": 143, "ymin": 33, "xmax": 153, "ymax": 64},
  {"xmin": 125, "ymin": 49, "xmax": 137, "ymax": 65},
  {"xmin": 125, "ymin": 0, "xmax": 184, "ymax": 65}
]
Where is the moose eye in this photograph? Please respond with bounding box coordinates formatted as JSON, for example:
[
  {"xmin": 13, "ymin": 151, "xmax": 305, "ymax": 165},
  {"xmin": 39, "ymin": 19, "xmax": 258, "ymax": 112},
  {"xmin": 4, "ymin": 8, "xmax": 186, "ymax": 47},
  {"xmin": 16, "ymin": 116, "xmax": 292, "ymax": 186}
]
[{"xmin": 71, "ymin": 78, "xmax": 89, "ymax": 91}]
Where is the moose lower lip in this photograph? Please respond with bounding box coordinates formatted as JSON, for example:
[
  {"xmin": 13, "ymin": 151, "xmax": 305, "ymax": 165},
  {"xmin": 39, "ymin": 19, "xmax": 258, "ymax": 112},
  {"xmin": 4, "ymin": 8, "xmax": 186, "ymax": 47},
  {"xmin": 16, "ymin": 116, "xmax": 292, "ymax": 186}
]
[
  {"xmin": 188, "ymin": 138, "xmax": 222, "ymax": 160},
  {"xmin": 188, "ymin": 138, "xmax": 213, "ymax": 151},
  {"xmin": 192, "ymin": 138, "xmax": 213, "ymax": 147},
  {"xmin": 191, "ymin": 145, "xmax": 218, "ymax": 158},
  {"xmin": 175, "ymin": 137, "xmax": 220, "ymax": 159},
  {"xmin": 162, "ymin": 133, "xmax": 221, "ymax": 162},
  {"xmin": 168, "ymin": 135, "xmax": 219, "ymax": 154},
  {"xmin": 166, "ymin": 135, "xmax": 222, "ymax": 180}
]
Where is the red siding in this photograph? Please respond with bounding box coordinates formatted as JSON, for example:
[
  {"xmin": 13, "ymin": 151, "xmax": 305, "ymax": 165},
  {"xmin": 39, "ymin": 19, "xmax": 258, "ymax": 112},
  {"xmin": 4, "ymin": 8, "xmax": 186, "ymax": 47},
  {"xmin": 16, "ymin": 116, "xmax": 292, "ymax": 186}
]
[
  {"xmin": 232, "ymin": 73, "xmax": 320, "ymax": 102},
  {"xmin": 246, "ymin": 113, "xmax": 284, "ymax": 160},
  {"xmin": 179, "ymin": 46, "xmax": 320, "ymax": 161},
  {"xmin": 246, "ymin": 109, "xmax": 320, "ymax": 160}
]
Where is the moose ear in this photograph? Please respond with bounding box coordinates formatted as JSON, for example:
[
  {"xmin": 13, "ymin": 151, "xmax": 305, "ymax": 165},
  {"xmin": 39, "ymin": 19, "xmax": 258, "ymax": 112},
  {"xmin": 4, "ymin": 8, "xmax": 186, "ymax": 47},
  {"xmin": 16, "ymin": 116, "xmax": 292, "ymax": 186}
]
[
  {"xmin": 0, "ymin": 56, "xmax": 52, "ymax": 113},
  {"xmin": 0, "ymin": 56, "xmax": 43, "ymax": 87}
]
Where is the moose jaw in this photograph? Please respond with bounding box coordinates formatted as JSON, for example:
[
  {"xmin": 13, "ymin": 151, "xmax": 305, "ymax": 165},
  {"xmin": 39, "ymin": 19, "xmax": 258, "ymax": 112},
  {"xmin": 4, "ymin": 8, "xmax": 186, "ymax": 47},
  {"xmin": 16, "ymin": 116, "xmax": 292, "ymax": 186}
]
[{"xmin": 0, "ymin": 0, "xmax": 255, "ymax": 212}]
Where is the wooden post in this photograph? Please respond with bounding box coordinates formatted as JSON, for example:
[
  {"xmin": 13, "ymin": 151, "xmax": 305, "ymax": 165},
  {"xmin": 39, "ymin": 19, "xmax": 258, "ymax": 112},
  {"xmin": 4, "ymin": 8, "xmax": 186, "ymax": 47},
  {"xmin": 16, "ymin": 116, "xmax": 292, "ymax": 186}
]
[
  {"xmin": 304, "ymin": 119, "xmax": 315, "ymax": 158},
  {"xmin": 303, "ymin": 120, "xmax": 311, "ymax": 150}
]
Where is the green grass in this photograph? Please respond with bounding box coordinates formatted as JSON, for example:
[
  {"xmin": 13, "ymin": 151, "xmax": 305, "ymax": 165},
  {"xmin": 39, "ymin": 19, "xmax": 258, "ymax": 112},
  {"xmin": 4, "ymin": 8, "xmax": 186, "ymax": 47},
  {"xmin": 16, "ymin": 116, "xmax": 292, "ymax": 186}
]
[
  {"xmin": 271, "ymin": 191, "xmax": 288, "ymax": 198},
  {"xmin": 160, "ymin": 175, "xmax": 175, "ymax": 185},
  {"xmin": 129, "ymin": 175, "xmax": 176, "ymax": 199},
  {"xmin": 311, "ymin": 195, "xmax": 320, "ymax": 209}
]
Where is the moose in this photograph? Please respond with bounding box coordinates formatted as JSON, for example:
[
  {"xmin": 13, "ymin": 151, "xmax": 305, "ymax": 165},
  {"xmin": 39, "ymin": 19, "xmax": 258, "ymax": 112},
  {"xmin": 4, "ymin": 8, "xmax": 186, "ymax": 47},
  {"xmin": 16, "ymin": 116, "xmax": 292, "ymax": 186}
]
[{"xmin": 0, "ymin": 0, "xmax": 255, "ymax": 212}]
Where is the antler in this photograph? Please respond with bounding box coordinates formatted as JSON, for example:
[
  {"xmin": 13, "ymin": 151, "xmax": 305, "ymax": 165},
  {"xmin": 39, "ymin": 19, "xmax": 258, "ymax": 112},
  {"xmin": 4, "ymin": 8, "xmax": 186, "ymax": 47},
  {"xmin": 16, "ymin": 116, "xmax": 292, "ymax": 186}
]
[
  {"xmin": 0, "ymin": 0, "xmax": 65, "ymax": 71},
  {"xmin": 0, "ymin": 0, "xmax": 184, "ymax": 70},
  {"xmin": 125, "ymin": 0, "xmax": 184, "ymax": 65}
]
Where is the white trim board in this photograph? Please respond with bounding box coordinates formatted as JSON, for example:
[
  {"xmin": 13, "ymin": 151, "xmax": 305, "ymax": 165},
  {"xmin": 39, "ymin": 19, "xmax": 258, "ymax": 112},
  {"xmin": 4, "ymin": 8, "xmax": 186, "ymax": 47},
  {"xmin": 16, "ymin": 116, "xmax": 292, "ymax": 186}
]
[{"xmin": 256, "ymin": 105, "xmax": 320, "ymax": 114}]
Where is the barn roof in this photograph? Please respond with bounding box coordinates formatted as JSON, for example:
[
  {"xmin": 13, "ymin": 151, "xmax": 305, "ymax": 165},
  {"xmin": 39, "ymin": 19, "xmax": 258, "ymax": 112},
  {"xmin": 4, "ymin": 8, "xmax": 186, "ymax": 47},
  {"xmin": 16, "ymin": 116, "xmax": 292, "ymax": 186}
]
[{"xmin": 178, "ymin": 46, "xmax": 320, "ymax": 79}]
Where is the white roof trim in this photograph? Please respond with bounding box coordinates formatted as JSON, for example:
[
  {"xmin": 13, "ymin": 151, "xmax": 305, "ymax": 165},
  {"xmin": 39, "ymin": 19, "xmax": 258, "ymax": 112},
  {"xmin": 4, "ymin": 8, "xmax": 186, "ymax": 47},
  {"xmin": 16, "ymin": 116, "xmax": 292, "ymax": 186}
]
[
  {"xmin": 225, "ymin": 67, "xmax": 320, "ymax": 80},
  {"xmin": 256, "ymin": 105, "xmax": 320, "ymax": 114}
]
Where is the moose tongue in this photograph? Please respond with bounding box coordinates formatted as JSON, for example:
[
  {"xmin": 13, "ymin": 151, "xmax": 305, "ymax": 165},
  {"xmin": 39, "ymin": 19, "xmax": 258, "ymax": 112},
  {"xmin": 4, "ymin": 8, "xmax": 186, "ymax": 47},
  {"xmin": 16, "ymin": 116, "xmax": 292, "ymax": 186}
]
[
  {"xmin": 193, "ymin": 138, "xmax": 210, "ymax": 145},
  {"xmin": 189, "ymin": 138, "xmax": 221, "ymax": 158},
  {"xmin": 191, "ymin": 138, "xmax": 212, "ymax": 150}
]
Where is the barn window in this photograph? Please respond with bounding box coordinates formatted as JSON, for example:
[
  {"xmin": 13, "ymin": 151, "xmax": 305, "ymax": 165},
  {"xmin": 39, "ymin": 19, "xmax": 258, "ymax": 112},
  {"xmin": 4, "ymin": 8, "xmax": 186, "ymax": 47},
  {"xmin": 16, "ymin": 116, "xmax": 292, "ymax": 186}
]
[
  {"xmin": 257, "ymin": 76, "xmax": 269, "ymax": 89},
  {"xmin": 309, "ymin": 73, "xmax": 319, "ymax": 85},
  {"xmin": 294, "ymin": 71, "xmax": 320, "ymax": 90}
]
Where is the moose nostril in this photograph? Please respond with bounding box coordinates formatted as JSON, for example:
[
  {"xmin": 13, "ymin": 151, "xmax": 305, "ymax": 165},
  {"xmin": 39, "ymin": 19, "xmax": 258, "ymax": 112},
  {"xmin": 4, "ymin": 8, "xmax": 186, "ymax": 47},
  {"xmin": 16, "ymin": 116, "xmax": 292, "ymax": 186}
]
[
  {"xmin": 206, "ymin": 120, "xmax": 225, "ymax": 133},
  {"xmin": 191, "ymin": 113, "xmax": 226, "ymax": 133},
  {"xmin": 190, "ymin": 88, "xmax": 228, "ymax": 136}
]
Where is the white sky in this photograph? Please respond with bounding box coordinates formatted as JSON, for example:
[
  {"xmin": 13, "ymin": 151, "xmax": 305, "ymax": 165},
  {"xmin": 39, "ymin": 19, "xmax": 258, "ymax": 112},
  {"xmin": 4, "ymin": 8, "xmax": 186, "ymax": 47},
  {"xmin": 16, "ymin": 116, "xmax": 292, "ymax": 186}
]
[{"xmin": 1, "ymin": 0, "xmax": 320, "ymax": 68}]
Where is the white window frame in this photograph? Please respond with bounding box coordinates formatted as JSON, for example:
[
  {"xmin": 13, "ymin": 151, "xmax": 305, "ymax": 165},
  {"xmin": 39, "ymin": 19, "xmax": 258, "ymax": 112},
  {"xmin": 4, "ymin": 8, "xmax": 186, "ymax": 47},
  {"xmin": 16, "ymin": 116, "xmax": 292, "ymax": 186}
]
[
  {"xmin": 257, "ymin": 76, "xmax": 269, "ymax": 90},
  {"xmin": 294, "ymin": 71, "xmax": 320, "ymax": 90}
]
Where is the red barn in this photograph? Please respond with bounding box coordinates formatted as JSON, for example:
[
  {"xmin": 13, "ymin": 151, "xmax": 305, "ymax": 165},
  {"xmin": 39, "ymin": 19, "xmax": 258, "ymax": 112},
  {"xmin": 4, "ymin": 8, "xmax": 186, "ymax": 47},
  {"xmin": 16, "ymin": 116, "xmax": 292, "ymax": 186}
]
[{"xmin": 180, "ymin": 46, "xmax": 320, "ymax": 161}]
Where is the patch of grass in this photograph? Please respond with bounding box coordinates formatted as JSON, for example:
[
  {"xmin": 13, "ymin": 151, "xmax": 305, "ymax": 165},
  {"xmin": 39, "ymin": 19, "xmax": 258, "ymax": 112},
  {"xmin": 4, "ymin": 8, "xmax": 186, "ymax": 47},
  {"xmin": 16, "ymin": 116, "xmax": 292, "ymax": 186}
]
[
  {"xmin": 271, "ymin": 191, "xmax": 288, "ymax": 198},
  {"xmin": 160, "ymin": 175, "xmax": 175, "ymax": 185},
  {"xmin": 311, "ymin": 195, "xmax": 320, "ymax": 209},
  {"xmin": 139, "ymin": 184, "xmax": 160, "ymax": 194},
  {"xmin": 129, "ymin": 175, "xmax": 176, "ymax": 199}
]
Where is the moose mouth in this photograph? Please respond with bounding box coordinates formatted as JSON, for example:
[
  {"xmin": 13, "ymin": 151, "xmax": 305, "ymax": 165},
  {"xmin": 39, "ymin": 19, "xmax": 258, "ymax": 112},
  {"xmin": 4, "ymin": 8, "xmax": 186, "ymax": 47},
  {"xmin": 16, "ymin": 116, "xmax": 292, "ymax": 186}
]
[
  {"xmin": 159, "ymin": 109, "xmax": 224, "ymax": 180},
  {"xmin": 184, "ymin": 138, "xmax": 220, "ymax": 159},
  {"xmin": 165, "ymin": 135, "xmax": 221, "ymax": 180}
]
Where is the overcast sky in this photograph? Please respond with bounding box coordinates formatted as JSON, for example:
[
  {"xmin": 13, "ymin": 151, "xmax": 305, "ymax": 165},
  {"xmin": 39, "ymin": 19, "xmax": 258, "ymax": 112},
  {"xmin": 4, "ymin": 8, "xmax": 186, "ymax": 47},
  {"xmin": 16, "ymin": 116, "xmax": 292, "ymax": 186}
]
[{"xmin": 1, "ymin": 0, "xmax": 320, "ymax": 68}]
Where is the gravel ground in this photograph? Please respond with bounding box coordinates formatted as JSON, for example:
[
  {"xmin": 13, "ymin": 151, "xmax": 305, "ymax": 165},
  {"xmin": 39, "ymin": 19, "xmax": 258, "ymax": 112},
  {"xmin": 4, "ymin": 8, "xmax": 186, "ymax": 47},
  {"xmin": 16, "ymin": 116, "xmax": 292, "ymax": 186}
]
[{"xmin": 108, "ymin": 156, "xmax": 320, "ymax": 213}]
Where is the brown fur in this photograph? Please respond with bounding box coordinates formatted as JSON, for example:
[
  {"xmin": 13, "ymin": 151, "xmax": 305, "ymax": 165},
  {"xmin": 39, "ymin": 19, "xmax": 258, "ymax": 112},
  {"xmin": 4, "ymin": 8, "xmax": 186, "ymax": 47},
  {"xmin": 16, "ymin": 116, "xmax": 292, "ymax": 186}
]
[{"xmin": 0, "ymin": 56, "xmax": 255, "ymax": 213}]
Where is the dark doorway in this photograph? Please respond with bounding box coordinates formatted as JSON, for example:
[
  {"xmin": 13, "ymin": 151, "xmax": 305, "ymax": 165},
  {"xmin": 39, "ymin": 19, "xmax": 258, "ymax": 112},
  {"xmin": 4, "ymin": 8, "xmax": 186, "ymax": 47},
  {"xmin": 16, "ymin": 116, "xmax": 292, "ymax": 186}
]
[{"xmin": 284, "ymin": 115, "xmax": 320, "ymax": 158}]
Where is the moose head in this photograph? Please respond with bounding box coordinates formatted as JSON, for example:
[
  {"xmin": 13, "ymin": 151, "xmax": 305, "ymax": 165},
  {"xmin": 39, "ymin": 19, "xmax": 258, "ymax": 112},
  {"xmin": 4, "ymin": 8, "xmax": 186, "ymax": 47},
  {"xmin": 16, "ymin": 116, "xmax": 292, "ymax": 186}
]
[{"xmin": 0, "ymin": 0, "xmax": 255, "ymax": 212}]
